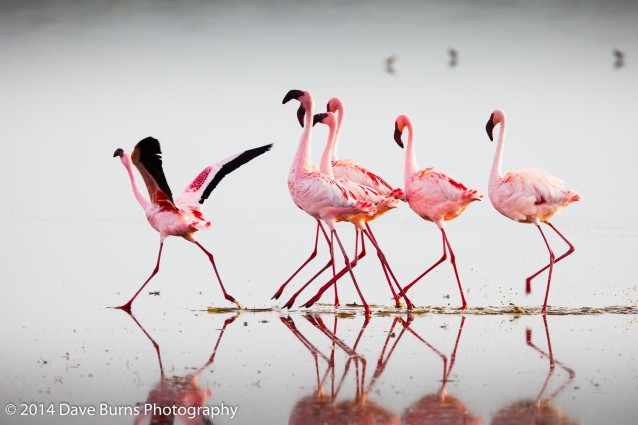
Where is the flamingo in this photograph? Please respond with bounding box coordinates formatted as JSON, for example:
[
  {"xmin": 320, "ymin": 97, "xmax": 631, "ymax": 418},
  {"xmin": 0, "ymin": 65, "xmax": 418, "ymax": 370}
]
[
  {"xmin": 304, "ymin": 111, "xmax": 412, "ymax": 309},
  {"xmin": 112, "ymin": 137, "xmax": 272, "ymax": 311},
  {"xmin": 485, "ymin": 109, "xmax": 581, "ymax": 313},
  {"xmin": 279, "ymin": 89, "xmax": 376, "ymax": 316},
  {"xmin": 394, "ymin": 115, "xmax": 482, "ymax": 310}
]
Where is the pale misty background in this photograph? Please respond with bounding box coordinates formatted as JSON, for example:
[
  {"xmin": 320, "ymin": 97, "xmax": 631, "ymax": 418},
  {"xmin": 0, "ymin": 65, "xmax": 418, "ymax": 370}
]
[{"xmin": 0, "ymin": 1, "xmax": 637, "ymax": 424}]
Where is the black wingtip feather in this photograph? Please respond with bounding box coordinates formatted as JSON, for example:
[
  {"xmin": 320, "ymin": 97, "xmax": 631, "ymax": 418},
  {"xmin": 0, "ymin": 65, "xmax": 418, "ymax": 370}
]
[
  {"xmin": 198, "ymin": 144, "xmax": 273, "ymax": 204},
  {"xmin": 135, "ymin": 137, "xmax": 174, "ymax": 202}
]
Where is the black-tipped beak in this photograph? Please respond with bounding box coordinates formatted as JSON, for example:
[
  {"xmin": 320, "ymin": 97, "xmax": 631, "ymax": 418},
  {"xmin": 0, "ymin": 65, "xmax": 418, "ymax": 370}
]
[
  {"xmin": 297, "ymin": 105, "xmax": 306, "ymax": 127},
  {"xmin": 394, "ymin": 124, "xmax": 404, "ymax": 148},
  {"xmin": 313, "ymin": 113, "xmax": 327, "ymax": 126},
  {"xmin": 113, "ymin": 148, "xmax": 124, "ymax": 157},
  {"xmin": 486, "ymin": 114, "xmax": 495, "ymax": 141},
  {"xmin": 283, "ymin": 89, "xmax": 303, "ymax": 104}
]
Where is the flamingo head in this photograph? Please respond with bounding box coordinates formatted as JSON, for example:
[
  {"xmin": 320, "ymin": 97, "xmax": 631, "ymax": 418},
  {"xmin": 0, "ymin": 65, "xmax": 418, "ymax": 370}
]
[
  {"xmin": 283, "ymin": 89, "xmax": 309, "ymax": 128},
  {"xmin": 486, "ymin": 109, "xmax": 506, "ymax": 142},
  {"xmin": 113, "ymin": 148, "xmax": 124, "ymax": 158},
  {"xmin": 325, "ymin": 97, "xmax": 344, "ymax": 114},
  {"xmin": 312, "ymin": 111, "xmax": 337, "ymax": 128},
  {"xmin": 394, "ymin": 114, "xmax": 412, "ymax": 148}
]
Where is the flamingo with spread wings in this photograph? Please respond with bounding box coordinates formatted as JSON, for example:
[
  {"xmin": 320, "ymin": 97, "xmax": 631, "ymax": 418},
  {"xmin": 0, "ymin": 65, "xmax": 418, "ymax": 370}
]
[{"xmin": 112, "ymin": 137, "xmax": 272, "ymax": 311}]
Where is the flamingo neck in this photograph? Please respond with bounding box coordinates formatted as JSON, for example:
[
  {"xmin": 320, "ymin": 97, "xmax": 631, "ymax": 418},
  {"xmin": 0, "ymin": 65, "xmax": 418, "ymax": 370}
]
[
  {"xmin": 121, "ymin": 153, "xmax": 151, "ymax": 210},
  {"xmin": 292, "ymin": 97, "xmax": 315, "ymax": 180},
  {"xmin": 404, "ymin": 121, "xmax": 419, "ymax": 186},
  {"xmin": 490, "ymin": 116, "xmax": 506, "ymax": 187},
  {"xmin": 319, "ymin": 121, "xmax": 337, "ymax": 179},
  {"xmin": 331, "ymin": 104, "xmax": 344, "ymax": 161}
]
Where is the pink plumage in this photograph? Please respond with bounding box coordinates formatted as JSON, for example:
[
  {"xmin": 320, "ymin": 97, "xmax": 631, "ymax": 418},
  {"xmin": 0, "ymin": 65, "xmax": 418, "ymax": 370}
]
[
  {"xmin": 112, "ymin": 137, "xmax": 271, "ymax": 311},
  {"xmin": 486, "ymin": 109, "xmax": 581, "ymax": 312},
  {"xmin": 394, "ymin": 114, "xmax": 482, "ymax": 310}
]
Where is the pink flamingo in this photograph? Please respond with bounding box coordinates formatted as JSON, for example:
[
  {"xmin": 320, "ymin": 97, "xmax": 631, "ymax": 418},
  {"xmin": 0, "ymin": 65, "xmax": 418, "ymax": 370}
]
[
  {"xmin": 280, "ymin": 89, "xmax": 376, "ymax": 316},
  {"xmin": 112, "ymin": 137, "xmax": 272, "ymax": 311},
  {"xmin": 486, "ymin": 109, "xmax": 581, "ymax": 313},
  {"xmin": 394, "ymin": 115, "xmax": 482, "ymax": 310},
  {"xmin": 305, "ymin": 111, "xmax": 412, "ymax": 309}
]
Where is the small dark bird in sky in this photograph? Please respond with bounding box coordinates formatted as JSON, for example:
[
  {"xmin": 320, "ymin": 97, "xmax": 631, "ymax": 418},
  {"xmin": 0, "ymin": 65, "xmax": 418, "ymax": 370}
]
[
  {"xmin": 386, "ymin": 55, "xmax": 398, "ymax": 75},
  {"xmin": 448, "ymin": 48, "xmax": 458, "ymax": 68},
  {"xmin": 613, "ymin": 49, "xmax": 625, "ymax": 69}
]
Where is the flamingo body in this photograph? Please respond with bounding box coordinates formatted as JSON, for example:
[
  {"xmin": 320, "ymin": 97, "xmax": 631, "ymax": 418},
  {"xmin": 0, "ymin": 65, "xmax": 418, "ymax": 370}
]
[
  {"xmin": 393, "ymin": 114, "xmax": 481, "ymax": 309},
  {"xmin": 485, "ymin": 109, "xmax": 581, "ymax": 312},
  {"xmin": 113, "ymin": 136, "xmax": 272, "ymax": 310}
]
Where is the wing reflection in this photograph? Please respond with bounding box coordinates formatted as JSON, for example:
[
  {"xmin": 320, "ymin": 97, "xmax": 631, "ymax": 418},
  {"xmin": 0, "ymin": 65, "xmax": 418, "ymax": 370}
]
[
  {"xmin": 400, "ymin": 316, "xmax": 483, "ymax": 425},
  {"xmin": 491, "ymin": 315, "xmax": 579, "ymax": 425},
  {"xmin": 283, "ymin": 315, "xmax": 400, "ymax": 424},
  {"xmin": 122, "ymin": 310, "xmax": 238, "ymax": 425}
]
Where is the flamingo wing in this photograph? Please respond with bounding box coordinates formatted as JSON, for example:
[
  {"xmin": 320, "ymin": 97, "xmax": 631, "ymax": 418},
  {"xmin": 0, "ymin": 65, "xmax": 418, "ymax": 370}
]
[
  {"xmin": 131, "ymin": 137, "xmax": 177, "ymax": 210},
  {"xmin": 332, "ymin": 158, "xmax": 394, "ymax": 195},
  {"xmin": 177, "ymin": 143, "xmax": 273, "ymax": 209}
]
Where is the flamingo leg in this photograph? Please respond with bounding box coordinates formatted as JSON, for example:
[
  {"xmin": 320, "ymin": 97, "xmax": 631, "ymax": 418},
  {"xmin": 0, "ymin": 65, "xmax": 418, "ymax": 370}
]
[
  {"xmin": 350, "ymin": 230, "xmax": 367, "ymax": 267},
  {"xmin": 399, "ymin": 231, "xmax": 447, "ymax": 297},
  {"xmin": 525, "ymin": 222, "xmax": 575, "ymax": 294},
  {"xmin": 334, "ymin": 230, "xmax": 370, "ymax": 316},
  {"xmin": 116, "ymin": 242, "xmax": 164, "ymax": 311},
  {"xmin": 282, "ymin": 260, "xmax": 333, "ymax": 309},
  {"xmin": 193, "ymin": 241, "xmax": 243, "ymax": 309},
  {"xmin": 123, "ymin": 309, "xmax": 166, "ymax": 379},
  {"xmin": 363, "ymin": 224, "xmax": 414, "ymax": 309},
  {"xmin": 330, "ymin": 231, "xmax": 340, "ymax": 307},
  {"xmin": 272, "ymin": 220, "xmax": 330, "ymax": 299},
  {"xmin": 533, "ymin": 224, "xmax": 555, "ymax": 313},
  {"xmin": 442, "ymin": 229, "xmax": 468, "ymax": 310}
]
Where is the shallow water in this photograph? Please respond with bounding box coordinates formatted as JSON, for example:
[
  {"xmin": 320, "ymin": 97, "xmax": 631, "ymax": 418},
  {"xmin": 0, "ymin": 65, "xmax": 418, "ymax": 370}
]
[{"xmin": 1, "ymin": 0, "xmax": 638, "ymax": 424}]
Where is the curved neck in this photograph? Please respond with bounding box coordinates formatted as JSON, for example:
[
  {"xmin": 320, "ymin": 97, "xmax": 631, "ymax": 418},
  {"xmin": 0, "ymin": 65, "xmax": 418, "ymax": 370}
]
[
  {"xmin": 319, "ymin": 121, "xmax": 338, "ymax": 179},
  {"xmin": 331, "ymin": 104, "xmax": 344, "ymax": 161},
  {"xmin": 404, "ymin": 120, "xmax": 419, "ymax": 186},
  {"xmin": 291, "ymin": 97, "xmax": 314, "ymax": 179},
  {"xmin": 121, "ymin": 153, "xmax": 151, "ymax": 210},
  {"xmin": 490, "ymin": 117, "xmax": 506, "ymax": 185}
]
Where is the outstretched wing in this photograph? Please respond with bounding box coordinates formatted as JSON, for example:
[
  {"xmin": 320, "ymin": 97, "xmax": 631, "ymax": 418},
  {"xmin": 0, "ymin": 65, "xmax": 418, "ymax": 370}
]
[
  {"xmin": 177, "ymin": 143, "xmax": 273, "ymax": 209},
  {"xmin": 131, "ymin": 137, "xmax": 177, "ymax": 210}
]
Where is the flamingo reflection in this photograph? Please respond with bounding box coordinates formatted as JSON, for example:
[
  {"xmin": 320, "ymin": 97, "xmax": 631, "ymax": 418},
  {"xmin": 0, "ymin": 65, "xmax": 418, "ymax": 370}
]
[
  {"xmin": 283, "ymin": 315, "xmax": 400, "ymax": 424},
  {"xmin": 122, "ymin": 311, "xmax": 238, "ymax": 425},
  {"xmin": 491, "ymin": 316, "xmax": 578, "ymax": 425},
  {"xmin": 399, "ymin": 316, "xmax": 483, "ymax": 425}
]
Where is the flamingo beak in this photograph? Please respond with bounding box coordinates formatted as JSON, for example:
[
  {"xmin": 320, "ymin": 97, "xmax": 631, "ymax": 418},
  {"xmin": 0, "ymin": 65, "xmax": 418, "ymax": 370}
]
[
  {"xmin": 113, "ymin": 148, "xmax": 124, "ymax": 157},
  {"xmin": 486, "ymin": 114, "xmax": 495, "ymax": 141},
  {"xmin": 282, "ymin": 89, "xmax": 304, "ymax": 104},
  {"xmin": 297, "ymin": 105, "xmax": 306, "ymax": 127},
  {"xmin": 313, "ymin": 113, "xmax": 327, "ymax": 127},
  {"xmin": 394, "ymin": 123, "xmax": 404, "ymax": 148}
]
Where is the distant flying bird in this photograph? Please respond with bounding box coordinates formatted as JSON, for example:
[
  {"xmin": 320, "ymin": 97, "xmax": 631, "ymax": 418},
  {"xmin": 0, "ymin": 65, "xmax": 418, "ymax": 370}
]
[
  {"xmin": 613, "ymin": 48, "xmax": 625, "ymax": 69},
  {"xmin": 280, "ymin": 89, "xmax": 375, "ymax": 316},
  {"xmin": 448, "ymin": 48, "xmax": 458, "ymax": 68},
  {"xmin": 485, "ymin": 109, "xmax": 581, "ymax": 312},
  {"xmin": 112, "ymin": 137, "xmax": 272, "ymax": 311},
  {"xmin": 386, "ymin": 55, "xmax": 398, "ymax": 75},
  {"xmin": 394, "ymin": 115, "xmax": 482, "ymax": 310}
]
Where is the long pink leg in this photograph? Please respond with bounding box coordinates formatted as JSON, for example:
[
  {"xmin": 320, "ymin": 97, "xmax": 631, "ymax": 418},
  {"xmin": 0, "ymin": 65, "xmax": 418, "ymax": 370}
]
[
  {"xmin": 115, "ymin": 243, "xmax": 164, "ymax": 311},
  {"xmin": 193, "ymin": 241, "xmax": 243, "ymax": 309},
  {"xmin": 286, "ymin": 232, "xmax": 367, "ymax": 309},
  {"xmin": 330, "ymin": 231, "xmax": 340, "ymax": 307},
  {"xmin": 123, "ymin": 309, "xmax": 166, "ymax": 379},
  {"xmin": 526, "ymin": 222, "xmax": 574, "ymax": 294},
  {"xmin": 363, "ymin": 224, "xmax": 414, "ymax": 309},
  {"xmin": 533, "ymin": 224, "xmax": 555, "ymax": 313},
  {"xmin": 272, "ymin": 221, "xmax": 331, "ymax": 299},
  {"xmin": 442, "ymin": 229, "xmax": 468, "ymax": 310},
  {"xmin": 333, "ymin": 230, "xmax": 370, "ymax": 316},
  {"xmin": 398, "ymin": 230, "xmax": 447, "ymax": 297}
]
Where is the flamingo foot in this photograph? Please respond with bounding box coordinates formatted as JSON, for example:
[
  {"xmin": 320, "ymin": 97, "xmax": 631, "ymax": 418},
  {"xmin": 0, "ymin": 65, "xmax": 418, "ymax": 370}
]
[
  {"xmin": 283, "ymin": 295, "xmax": 297, "ymax": 309},
  {"xmin": 114, "ymin": 303, "xmax": 132, "ymax": 312},
  {"xmin": 225, "ymin": 295, "xmax": 244, "ymax": 310},
  {"xmin": 303, "ymin": 294, "xmax": 322, "ymax": 309},
  {"xmin": 271, "ymin": 287, "xmax": 285, "ymax": 300},
  {"xmin": 525, "ymin": 278, "xmax": 532, "ymax": 294},
  {"xmin": 460, "ymin": 302, "xmax": 468, "ymax": 311}
]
